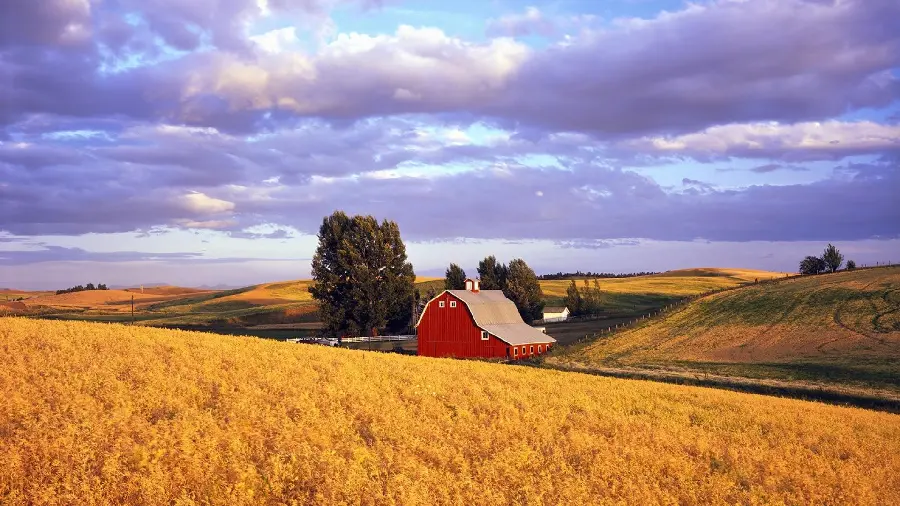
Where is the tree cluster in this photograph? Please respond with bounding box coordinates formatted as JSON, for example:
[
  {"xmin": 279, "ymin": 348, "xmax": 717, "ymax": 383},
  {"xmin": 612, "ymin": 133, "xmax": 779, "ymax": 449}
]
[
  {"xmin": 537, "ymin": 271, "xmax": 658, "ymax": 280},
  {"xmin": 799, "ymin": 244, "xmax": 852, "ymax": 275},
  {"xmin": 56, "ymin": 283, "xmax": 108, "ymax": 295},
  {"xmin": 441, "ymin": 256, "xmax": 545, "ymax": 323},
  {"xmin": 309, "ymin": 211, "xmax": 416, "ymax": 338},
  {"xmin": 564, "ymin": 279, "xmax": 604, "ymax": 317}
]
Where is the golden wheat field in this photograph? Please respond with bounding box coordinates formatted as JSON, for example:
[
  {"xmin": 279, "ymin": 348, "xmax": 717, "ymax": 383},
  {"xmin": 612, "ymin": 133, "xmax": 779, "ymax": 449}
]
[
  {"xmin": 549, "ymin": 267, "xmax": 900, "ymax": 393},
  {"xmin": 2, "ymin": 318, "xmax": 899, "ymax": 505},
  {"xmin": 538, "ymin": 268, "xmax": 786, "ymax": 300}
]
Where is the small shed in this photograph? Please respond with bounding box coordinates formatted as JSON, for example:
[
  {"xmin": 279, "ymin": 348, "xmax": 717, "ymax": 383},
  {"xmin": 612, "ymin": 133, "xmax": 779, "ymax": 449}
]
[
  {"xmin": 415, "ymin": 278, "xmax": 556, "ymax": 360},
  {"xmin": 542, "ymin": 306, "xmax": 570, "ymax": 322}
]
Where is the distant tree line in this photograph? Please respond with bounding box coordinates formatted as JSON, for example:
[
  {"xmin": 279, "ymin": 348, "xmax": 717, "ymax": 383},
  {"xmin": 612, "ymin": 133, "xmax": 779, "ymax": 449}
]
[
  {"xmin": 537, "ymin": 271, "xmax": 658, "ymax": 280},
  {"xmin": 799, "ymin": 244, "xmax": 855, "ymax": 275},
  {"xmin": 56, "ymin": 283, "xmax": 109, "ymax": 295}
]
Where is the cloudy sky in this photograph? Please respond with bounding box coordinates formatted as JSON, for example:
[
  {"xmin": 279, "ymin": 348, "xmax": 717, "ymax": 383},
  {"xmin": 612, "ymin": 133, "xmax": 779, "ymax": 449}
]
[{"xmin": 1, "ymin": 0, "xmax": 899, "ymax": 289}]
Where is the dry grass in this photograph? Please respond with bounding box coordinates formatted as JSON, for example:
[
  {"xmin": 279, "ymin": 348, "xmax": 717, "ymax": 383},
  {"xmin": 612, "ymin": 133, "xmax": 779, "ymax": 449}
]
[
  {"xmin": 18, "ymin": 288, "xmax": 222, "ymax": 314},
  {"xmin": 2, "ymin": 317, "xmax": 899, "ymax": 505},
  {"xmin": 0, "ymin": 301, "xmax": 27, "ymax": 314},
  {"xmin": 25, "ymin": 289, "xmax": 165, "ymax": 308},
  {"xmin": 1, "ymin": 289, "xmax": 55, "ymax": 300},
  {"xmin": 145, "ymin": 278, "xmax": 438, "ymax": 312},
  {"xmin": 123, "ymin": 286, "xmax": 215, "ymax": 296},
  {"xmin": 184, "ymin": 281, "xmax": 315, "ymax": 309},
  {"xmin": 550, "ymin": 267, "xmax": 900, "ymax": 393},
  {"xmin": 539, "ymin": 268, "xmax": 786, "ymax": 300}
]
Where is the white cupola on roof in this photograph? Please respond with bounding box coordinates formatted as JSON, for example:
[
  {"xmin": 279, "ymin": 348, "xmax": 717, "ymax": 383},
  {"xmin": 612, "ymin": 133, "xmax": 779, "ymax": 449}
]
[{"xmin": 464, "ymin": 278, "xmax": 480, "ymax": 293}]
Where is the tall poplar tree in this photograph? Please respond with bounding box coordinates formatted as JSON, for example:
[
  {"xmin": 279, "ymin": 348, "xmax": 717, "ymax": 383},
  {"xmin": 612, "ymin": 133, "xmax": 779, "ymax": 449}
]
[
  {"xmin": 477, "ymin": 255, "xmax": 508, "ymax": 290},
  {"xmin": 444, "ymin": 263, "xmax": 467, "ymax": 290},
  {"xmin": 565, "ymin": 279, "xmax": 583, "ymax": 316},
  {"xmin": 504, "ymin": 258, "xmax": 545, "ymax": 323},
  {"xmin": 309, "ymin": 211, "xmax": 416, "ymax": 338},
  {"xmin": 822, "ymin": 243, "xmax": 844, "ymax": 273}
]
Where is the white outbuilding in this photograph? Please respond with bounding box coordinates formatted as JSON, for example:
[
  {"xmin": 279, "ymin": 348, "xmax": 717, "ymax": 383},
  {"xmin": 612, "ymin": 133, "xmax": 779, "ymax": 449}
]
[{"xmin": 542, "ymin": 306, "xmax": 570, "ymax": 322}]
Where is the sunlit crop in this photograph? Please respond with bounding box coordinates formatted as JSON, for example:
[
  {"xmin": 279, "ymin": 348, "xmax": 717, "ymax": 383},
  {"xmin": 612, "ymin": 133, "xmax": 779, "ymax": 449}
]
[
  {"xmin": 539, "ymin": 268, "xmax": 786, "ymax": 300},
  {"xmin": 1, "ymin": 317, "xmax": 898, "ymax": 505}
]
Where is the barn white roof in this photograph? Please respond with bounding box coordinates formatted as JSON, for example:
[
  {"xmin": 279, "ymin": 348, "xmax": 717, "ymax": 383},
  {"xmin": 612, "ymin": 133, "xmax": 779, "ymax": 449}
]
[{"xmin": 427, "ymin": 289, "xmax": 557, "ymax": 346}]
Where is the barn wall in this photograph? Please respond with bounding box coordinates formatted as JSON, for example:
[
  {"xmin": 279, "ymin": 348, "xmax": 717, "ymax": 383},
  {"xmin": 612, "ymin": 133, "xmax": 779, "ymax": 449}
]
[
  {"xmin": 417, "ymin": 292, "xmax": 510, "ymax": 359},
  {"xmin": 507, "ymin": 342, "xmax": 552, "ymax": 360}
]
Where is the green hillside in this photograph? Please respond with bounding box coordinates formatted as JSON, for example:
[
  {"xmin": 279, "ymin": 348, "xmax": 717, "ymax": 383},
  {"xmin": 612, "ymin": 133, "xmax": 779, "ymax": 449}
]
[{"xmin": 548, "ymin": 266, "xmax": 900, "ymax": 395}]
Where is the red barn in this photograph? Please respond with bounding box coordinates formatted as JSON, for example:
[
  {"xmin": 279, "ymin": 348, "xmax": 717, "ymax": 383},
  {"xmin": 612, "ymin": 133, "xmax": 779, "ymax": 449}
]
[{"xmin": 415, "ymin": 278, "xmax": 557, "ymax": 360}]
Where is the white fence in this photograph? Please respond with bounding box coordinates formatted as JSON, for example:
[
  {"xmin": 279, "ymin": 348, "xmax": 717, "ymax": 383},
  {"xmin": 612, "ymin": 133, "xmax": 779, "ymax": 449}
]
[
  {"xmin": 340, "ymin": 334, "xmax": 417, "ymax": 343},
  {"xmin": 287, "ymin": 335, "xmax": 416, "ymax": 346}
]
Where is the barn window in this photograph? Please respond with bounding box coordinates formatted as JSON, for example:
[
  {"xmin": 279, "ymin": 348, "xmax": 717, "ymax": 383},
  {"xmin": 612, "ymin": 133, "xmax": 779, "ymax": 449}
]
[
  {"xmin": 450, "ymin": 300, "xmax": 456, "ymax": 308},
  {"xmin": 513, "ymin": 347, "xmax": 518, "ymax": 356},
  {"xmin": 530, "ymin": 345, "xmax": 534, "ymax": 354},
  {"xmin": 481, "ymin": 330, "xmax": 488, "ymax": 341},
  {"xmin": 439, "ymin": 301, "xmax": 445, "ymax": 308},
  {"xmin": 538, "ymin": 345, "xmax": 543, "ymax": 353}
]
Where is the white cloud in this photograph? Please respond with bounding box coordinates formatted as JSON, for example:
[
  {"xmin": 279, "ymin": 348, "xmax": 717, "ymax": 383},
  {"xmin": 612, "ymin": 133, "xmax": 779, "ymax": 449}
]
[
  {"xmin": 178, "ymin": 192, "xmax": 236, "ymax": 214},
  {"xmin": 623, "ymin": 121, "xmax": 900, "ymax": 161},
  {"xmin": 487, "ymin": 7, "xmax": 553, "ymax": 37},
  {"xmin": 172, "ymin": 218, "xmax": 237, "ymax": 230},
  {"xmin": 486, "ymin": 6, "xmax": 596, "ymax": 38},
  {"xmin": 250, "ymin": 27, "xmax": 299, "ymax": 54},
  {"xmin": 172, "ymin": 25, "xmax": 530, "ymax": 118}
]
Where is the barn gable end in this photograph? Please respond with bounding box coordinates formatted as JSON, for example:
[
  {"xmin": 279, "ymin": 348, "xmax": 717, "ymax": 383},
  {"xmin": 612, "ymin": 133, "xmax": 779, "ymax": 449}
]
[{"xmin": 416, "ymin": 278, "xmax": 556, "ymax": 359}]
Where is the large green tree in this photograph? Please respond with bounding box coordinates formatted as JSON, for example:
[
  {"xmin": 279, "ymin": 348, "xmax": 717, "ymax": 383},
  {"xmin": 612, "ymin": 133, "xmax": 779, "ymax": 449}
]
[
  {"xmin": 582, "ymin": 279, "xmax": 603, "ymax": 316},
  {"xmin": 444, "ymin": 263, "xmax": 467, "ymax": 290},
  {"xmin": 799, "ymin": 255, "xmax": 826, "ymax": 275},
  {"xmin": 477, "ymin": 255, "xmax": 508, "ymax": 290},
  {"xmin": 504, "ymin": 258, "xmax": 545, "ymax": 322},
  {"xmin": 822, "ymin": 243, "xmax": 844, "ymax": 273},
  {"xmin": 308, "ymin": 211, "xmax": 416, "ymax": 338}
]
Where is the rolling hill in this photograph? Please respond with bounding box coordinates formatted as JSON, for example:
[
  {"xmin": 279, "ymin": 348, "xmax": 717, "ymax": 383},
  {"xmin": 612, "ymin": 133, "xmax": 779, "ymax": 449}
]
[
  {"xmin": 538, "ymin": 268, "xmax": 787, "ymax": 312},
  {"xmin": 24, "ymin": 289, "xmax": 186, "ymax": 309},
  {"xmin": 548, "ymin": 266, "xmax": 900, "ymax": 395},
  {"xmin": 12, "ymin": 270, "xmax": 788, "ymax": 338},
  {"xmin": 1, "ymin": 317, "xmax": 898, "ymax": 504},
  {"xmin": 15, "ymin": 277, "xmax": 447, "ymax": 327}
]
